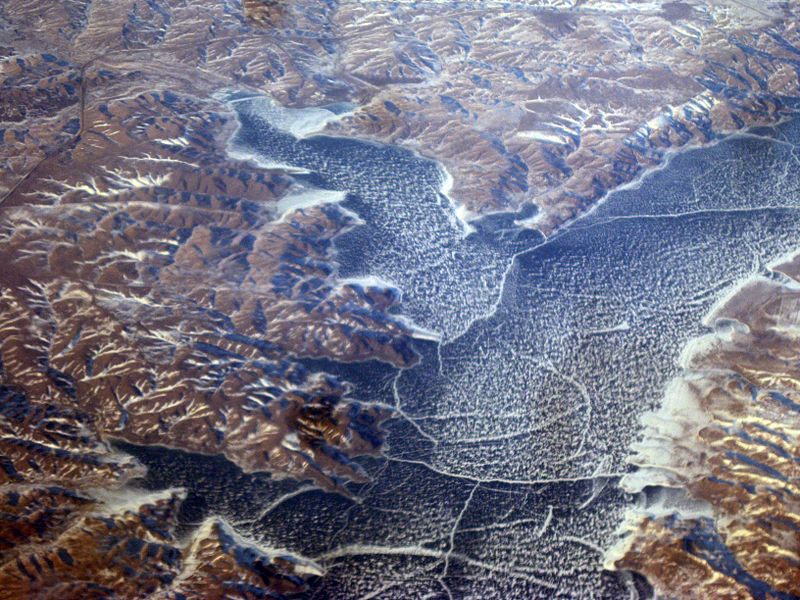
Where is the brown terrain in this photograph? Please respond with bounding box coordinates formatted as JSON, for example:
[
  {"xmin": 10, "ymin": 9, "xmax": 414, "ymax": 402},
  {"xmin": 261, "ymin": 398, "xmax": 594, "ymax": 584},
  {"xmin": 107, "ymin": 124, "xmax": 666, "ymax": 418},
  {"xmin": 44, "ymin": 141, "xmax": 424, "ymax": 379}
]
[
  {"xmin": 2, "ymin": 0, "xmax": 800, "ymax": 597},
  {"xmin": 0, "ymin": 81, "xmax": 422, "ymax": 488},
  {"xmin": 3, "ymin": 1, "xmax": 800, "ymax": 231},
  {"xmin": 323, "ymin": 2, "xmax": 800, "ymax": 233},
  {"xmin": 0, "ymin": 486, "xmax": 320, "ymax": 600},
  {"xmin": 608, "ymin": 255, "xmax": 800, "ymax": 599}
]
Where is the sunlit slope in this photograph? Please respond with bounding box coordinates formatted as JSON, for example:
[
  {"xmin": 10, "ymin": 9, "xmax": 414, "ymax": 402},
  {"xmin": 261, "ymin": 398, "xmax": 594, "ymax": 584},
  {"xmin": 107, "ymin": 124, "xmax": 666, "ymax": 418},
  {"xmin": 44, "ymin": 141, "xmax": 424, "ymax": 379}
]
[{"xmin": 609, "ymin": 253, "xmax": 800, "ymax": 599}]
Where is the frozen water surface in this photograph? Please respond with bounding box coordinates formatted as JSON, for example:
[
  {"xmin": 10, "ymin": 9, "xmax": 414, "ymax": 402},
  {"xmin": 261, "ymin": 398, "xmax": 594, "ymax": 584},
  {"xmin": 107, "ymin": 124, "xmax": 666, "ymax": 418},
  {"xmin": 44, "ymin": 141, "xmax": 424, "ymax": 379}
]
[{"xmin": 129, "ymin": 98, "xmax": 800, "ymax": 599}]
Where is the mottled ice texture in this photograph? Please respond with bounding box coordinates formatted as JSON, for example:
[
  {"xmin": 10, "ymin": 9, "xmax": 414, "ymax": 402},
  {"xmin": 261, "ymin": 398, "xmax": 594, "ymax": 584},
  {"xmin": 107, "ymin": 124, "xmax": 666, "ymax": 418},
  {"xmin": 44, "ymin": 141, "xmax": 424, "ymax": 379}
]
[{"xmin": 3, "ymin": 0, "xmax": 800, "ymax": 598}]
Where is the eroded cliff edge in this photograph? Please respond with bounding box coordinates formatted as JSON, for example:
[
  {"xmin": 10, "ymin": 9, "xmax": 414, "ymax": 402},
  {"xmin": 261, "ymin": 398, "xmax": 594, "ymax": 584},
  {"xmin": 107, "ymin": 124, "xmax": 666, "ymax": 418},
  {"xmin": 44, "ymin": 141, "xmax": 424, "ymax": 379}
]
[{"xmin": 608, "ymin": 253, "xmax": 800, "ymax": 599}]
